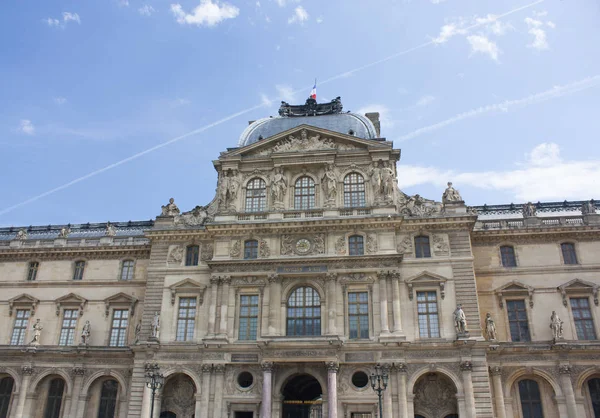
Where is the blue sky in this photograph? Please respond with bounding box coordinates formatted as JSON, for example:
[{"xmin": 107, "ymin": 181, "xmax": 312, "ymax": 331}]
[{"xmin": 1, "ymin": 0, "xmax": 599, "ymax": 226}]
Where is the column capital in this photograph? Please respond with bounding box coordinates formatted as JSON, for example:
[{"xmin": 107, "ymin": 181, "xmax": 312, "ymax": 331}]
[
  {"xmin": 261, "ymin": 361, "xmax": 275, "ymax": 372},
  {"xmin": 268, "ymin": 274, "xmax": 279, "ymax": 283},
  {"xmin": 201, "ymin": 364, "xmax": 213, "ymax": 373},
  {"xmin": 71, "ymin": 367, "xmax": 86, "ymax": 377},
  {"xmin": 214, "ymin": 364, "xmax": 226, "ymax": 374},
  {"xmin": 20, "ymin": 366, "xmax": 34, "ymax": 376},
  {"xmin": 460, "ymin": 361, "xmax": 473, "ymax": 372},
  {"xmin": 210, "ymin": 276, "xmax": 220, "ymax": 285},
  {"xmin": 393, "ymin": 363, "xmax": 407, "ymax": 373},
  {"xmin": 559, "ymin": 365, "xmax": 572, "ymax": 375},
  {"xmin": 325, "ymin": 273, "xmax": 338, "ymax": 282},
  {"xmin": 489, "ymin": 366, "xmax": 502, "ymax": 376},
  {"xmin": 325, "ymin": 361, "xmax": 339, "ymax": 372}
]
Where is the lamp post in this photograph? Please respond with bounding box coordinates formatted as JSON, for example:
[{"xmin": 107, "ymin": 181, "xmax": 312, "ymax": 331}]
[
  {"xmin": 145, "ymin": 363, "xmax": 164, "ymax": 418},
  {"xmin": 370, "ymin": 364, "xmax": 389, "ymax": 418}
]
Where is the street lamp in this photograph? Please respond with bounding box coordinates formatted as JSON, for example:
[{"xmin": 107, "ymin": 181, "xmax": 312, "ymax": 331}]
[
  {"xmin": 145, "ymin": 363, "xmax": 164, "ymax": 418},
  {"xmin": 370, "ymin": 364, "xmax": 389, "ymax": 418}
]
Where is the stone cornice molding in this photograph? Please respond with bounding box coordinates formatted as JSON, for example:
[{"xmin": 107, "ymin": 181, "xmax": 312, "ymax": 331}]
[
  {"xmin": 494, "ymin": 281, "xmax": 534, "ymax": 309},
  {"xmin": 0, "ymin": 281, "xmax": 147, "ymax": 289},
  {"xmin": 0, "ymin": 246, "xmax": 150, "ymax": 261},
  {"xmin": 558, "ymin": 278, "xmax": 599, "ymax": 306},
  {"xmin": 103, "ymin": 292, "xmax": 139, "ymax": 316},
  {"xmin": 472, "ymin": 227, "xmax": 600, "ymax": 243}
]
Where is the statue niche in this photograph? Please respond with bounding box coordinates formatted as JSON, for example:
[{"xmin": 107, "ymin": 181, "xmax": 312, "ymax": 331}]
[{"xmin": 218, "ymin": 169, "xmax": 241, "ymax": 212}]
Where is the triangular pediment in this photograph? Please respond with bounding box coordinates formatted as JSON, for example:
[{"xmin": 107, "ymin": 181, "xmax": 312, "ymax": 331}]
[
  {"xmin": 169, "ymin": 279, "xmax": 207, "ymax": 305},
  {"xmin": 104, "ymin": 292, "xmax": 138, "ymax": 316},
  {"xmin": 559, "ymin": 278, "xmax": 597, "ymax": 291},
  {"xmin": 8, "ymin": 293, "xmax": 39, "ymax": 316},
  {"xmin": 405, "ymin": 271, "xmax": 448, "ymax": 284},
  {"xmin": 55, "ymin": 292, "xmax": 87, "ymax": 305}
]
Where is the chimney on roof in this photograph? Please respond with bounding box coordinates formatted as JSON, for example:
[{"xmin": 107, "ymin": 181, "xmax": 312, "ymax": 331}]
[{"xmin": 365, "ymin": 112, "xmax": 381, "ymax": 137}]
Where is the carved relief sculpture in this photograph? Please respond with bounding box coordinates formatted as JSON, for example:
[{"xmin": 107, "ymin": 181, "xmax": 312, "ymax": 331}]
[
  {"xmin": 368, "ymin": 161, "xmax": 384, "ymax": 204},
  {"xmin": 366, "ymin": 234, "xmax": 377, "ymax": 254},
  {"xmin": 281, "ymin": 235, "xmax": 294, "ymax": 256},
  {"xmin": 484, "ymin": 313, "xmax": 497, "ymax": 341},
  {"xmin": 432, "ymin": 234, "xmax": 449, "ymax": 256},
  {"xmin": 550, "ymin": 310, "xmax": 563, "ymax": 340},
  {"xmin": 161, "ymin": 197, "xmax": 180, "ymax": 217},
  {"xmin": 259, "ymin": 239, "xmax": 270, "ymax": 258},
  {"xmin": 442, "ymin": 182, "xmax": 463, "ymax": 203},
  {"xmin": 397, "ymin": 236, "xmax": 412, "ymax": 255},
  {"xmin": 134, "ymin": 321, "xmax": 142, "ymax": 344},
  {"xmin": 522, "ymin": 202, "xmax": 537, "ymax": 218},
  {"xmin": 219, "ymin": 169, "xmax": 241, "ymax": 212},
  {"xmin": 15, "ymin": 228, "xmax": 27, "ymax": 240},
  {"xmin": 151, "ymin": 312, "xmax": 160, "ymax": 339},
  {"xmin": 230, "ymin": 240, "xmax": 241, "ymax": 258},
  {"xmin": 335, "ymin": 236, "xmax": 346, "ymax": 255},
  {"xmin": 167, "ymin": 245, "xmax": 184, "ymax": 266},
  {"xmin": 80, "ymin": 320, "xmax": 91, "ymax": 345},
  {"xmin": 270, "ymin": 167, "xmax": 287, "ymax": 210},
  {"xmin": 105, "ymin": 222, "xmax": 117, "ymax": 237},
  {"xmin": 397, "ymin": 193, "xmax": 443, "ymax": 217},
  {"xmin": 381, "ymin": 161, "xmax": 397, "ymax": 203},
  {"xmin": 322, "ymin": 163, "xmax": 338, "ymax": 207},
  {"xmin": 201, "ymin": 242, "xmax": 214, "ymax": 261},
  {"xmin": 58, "ymin": 227, "xmax": 70, "ymax": 238},
  {"xmin": 454, "ymin": 305, "xmax": 468, "ymax": 336},
  {"xmin": 30, "ymin": 319, "xmax": 43, "ymax": 346}
]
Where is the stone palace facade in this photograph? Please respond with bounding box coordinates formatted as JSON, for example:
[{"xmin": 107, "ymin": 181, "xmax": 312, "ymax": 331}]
[{"xmin": 0, "ymin": 97, "xmax": 599, "ymax": 418}]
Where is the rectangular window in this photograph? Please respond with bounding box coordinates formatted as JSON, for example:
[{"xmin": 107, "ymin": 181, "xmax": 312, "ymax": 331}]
[
  {"xmin": 73, "ymin": 261, "xmax": 85, "ymax": 281},
  {"xmin": 120, "ymin": 260, "xmax": 134, "ymax": 280},
  {"xmin": 176, "ymin": 297, "xmax": 197, "ymax": 341},
  {"xmin": 244, "ymin": 240, "xmax": 259, "ymax": 260},
  {"xmin": 348, "ymin": 292, "xmax": 369, "ymax": 339},
  {"xmin": 27, "ymin": 261, "xmax": 39, "ymax": 281},
  {"xmin": 185, "ymin": 246, "xmax": 199, "ymax": 266},
  {"xmin": 239, "ymin": 295, "xmax": 259, "ymax": 340},
  {"xmin": 507, "ymin": 300, "xmax": 531, "ymax": 342},
  {"xmin": 59, "ymin": 309, "xmax": 78, "ymax": 346},
  {"xmin": 417, "ymin": 291, "xmax": 440, "ymax": 338},
  {"xmin": 10, "ymin": 309, "xmax": 30, "ymax": 345},
  {"xmin": 571, "ymin": 298, "xmax": 596, "ymax": 340},
  {"xmin": 109, "ymin": 309, "xmax": 129, "ymax": 347},
  {"xmin": 414, "ymin": 236, "xmax": 431, "ymax": 258}
]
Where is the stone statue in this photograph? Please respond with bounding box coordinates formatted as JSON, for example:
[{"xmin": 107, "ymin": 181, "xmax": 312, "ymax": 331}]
[
  {"xmin": 30, "ymin": 319, "xmax": 43, "ymax": 346},
  {"xmin": 381, "ymin": 162, "xmax": 397, "ymax": 202},
  {"xmin": 161, "ymin": 198, "xmax": 180, "ymax": 216},
  {"xmin": 80, "ymin": 320, "xmax": 91, "ymax": 345},
  {"xmin": 582, "ymin": 200, "xmax": 596, "ymax": 215},
  {"xmin": 270, "ymin": 167, "xmax": 287, "ymax": 208},
  {"xmin": 151, "ymin": 312, "xmax": 160, "ymax": 339},
  {"xmin": 322, "ymin": 163, "xmax": 338, "ymax": 203},
  {"xmin": 369, "ymin": 161, "xmax": 384, "ymax": 202},
  {"xmin": 105, "ymin": 222, "xmax": 117, "ymax": 237},
  {"xmin": 454, "ymin": 305, "xmax": 467, "ymax": 335},
  {"xmin": 442, "ymin": 182, "xmax": 463, "ymax": 203},
  {"xmin": 550, "ymin": 311, "xmax": 563, "ymax": 340},
  {"xmin": 58, "ymin": 227, "xmax": 70, "ymax": 238},
  {"xmin": 134, "ymin": 321, "xmax": 142, "ymax": 344},
  {"xmin": 219, "ymin": 170, "xmax": 240, "ymax": 210},
  {"xmin": 484, "ymin": 313, "xmax": 497, "ymax": 341},
  {"xmin": 15, "ymin": 229, "xmax": 27, "ymax": 240},
  {"xmin": 522, "ymin": 202, "xmax": 537, "ymax": 218}
]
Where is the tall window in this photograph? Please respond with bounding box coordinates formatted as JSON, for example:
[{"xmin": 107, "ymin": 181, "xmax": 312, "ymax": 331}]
[
  {"xmin": 507, "ymin": 300, "xmax": 531, "ymax": 342},
  {"xmin": 287, "ymin": 286, "xmax": 321, "ymax": 336},
  {"xmin": 294, "ymin": 176, "xmax": 315, "ymax": 210},
  {"xmin": 348, "ymin": 235, "xmax": 364, "ymax": 256},
  {"xmin": 185, "ymin": 245, "xmax": 199, "ymax": 266},
  {"xmin": 176, "ymin": 298, "xmax": 196, "ymax": 342},
  {"xmin": 588, "ymin": 378, "xmax": 600, "ymax": 418},
  {"xmin": 417, "ymin": 291, "xmax": 440, "ymax": 338},
  {"xmin": 73, "ymin": 261, "xmax": 85, "ymax": 281},
  {"xmin": 500, "ymin": 245, "xmax": 517, "ymax": 267},
  {"xmin": 561, "ymin": 243, "xmax": 578, "ymax": 265},
  {"xmin": 120, "ymin": 260, "xmax": 134, "ymax": 281},
  {"xmin": 43, "ymin": 378, "xmax": 65, "ymax": 418},
  {"xmin": 414, "ymin": 236, "xmax": 431, "ymax": 258},
  {"xmin": 97, "ymin": 380, "xmax": 118, "ymax": 418},
  {"xmin": 245, "ymin": 178, "xmax": 266, "ymax": 212},
  {"xmin": 0, "ymin": 377, "xmax": 14, "ymax": 418},
  {"xmin": 239, "ymin": 295, "xmax": 259, "ymax": 340},
  {"xmin": 518, "ymin": 379, "xmax": 544, "ymax": 418},
  {"xmin": 343, "ymin": 173, "xmax": 366, "ymax": 208},
  {"xmin": 571, "ymin": 298, "xmax": 596, "ymax": 340},
  {"xmin": 109, "ymin": 309, "xmax": 129, "ymax": 347},
  {"xmin": 244, "ymin": 240, "xmax": 258, "ymax": 260},
  {"xmin": 27, "ymin": 261, "xmax": 39, "ymax": 281},
  {"xmin": 58, "ymin": 309, "xmax": 78, "ymax": 346},
  {"xmin": 348, "ymin": 292, "xmax": 369, "ymax": 339},
  {"xmin": 10, "ymin": 309, "xmax": 30, "ymax": 345}
]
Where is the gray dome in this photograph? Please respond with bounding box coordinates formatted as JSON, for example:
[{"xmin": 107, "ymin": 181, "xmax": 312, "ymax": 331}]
[{"xmin": 238, "ymin": 113, "xmax": 379, "ymax": 147}]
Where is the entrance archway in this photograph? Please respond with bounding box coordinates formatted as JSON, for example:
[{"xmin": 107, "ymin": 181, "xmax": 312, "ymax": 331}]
[
  {"xmin": 282, "ymin": 374, "xmax": 323, "ymax": 418},
  {"xmin": 413, "ymin": 372, "xmax": 458, "ymax": 418}
]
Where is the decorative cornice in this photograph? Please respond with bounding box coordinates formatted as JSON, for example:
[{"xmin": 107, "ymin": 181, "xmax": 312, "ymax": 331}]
[{"xmin": 0, "ymin": 246, "xmax": 150, "ymax": 261}]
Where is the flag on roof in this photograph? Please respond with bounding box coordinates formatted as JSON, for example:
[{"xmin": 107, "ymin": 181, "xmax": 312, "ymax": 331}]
[{"xmin": 310, "ymin": 80, "xmax": 316, "ymax": 100}]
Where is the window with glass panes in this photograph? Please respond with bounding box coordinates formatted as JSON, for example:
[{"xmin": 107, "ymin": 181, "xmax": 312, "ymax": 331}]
[
  {"xmin": 500, "ymin": 246, "xmax": 517, "ymax": 267},
  {"xmin": 571, "ymin": 298, "xmax": 596, "ymax": 340},
  {"xmin": 239, "ymin": 295, "xmax": 259, "ymax": 340},
  {"xmin": 27, "ymin": 261, "xmax": 39, "ymax": 281},
  {"xmin": 245, "ymin": 178, "xmax": 266, "ymax": 212},
  {"xmin": 73, "ymin": 261, "xmax": 85, "ymax": 280},
  {"xmin": 343, "ymin": 173, "xmax": 365, "ymax": 207},
  {"xmin": 58, "ymin": 309, "xmax": 78, "ymax": 346},
  {"xmin": 507, "ymin": 300, "xmax": 531, "ymax": 342},
  {"xmin": 10, "ymin": 309, "xmax": 30, "ymax": 345},
  {"xmin": 561, "ymin": 243, "xmax": 578, "ymax": 265},
  {"xmin": 348, "ymin": 235, "xmax": 364, "ymax": 256},
  {"xmin": 97, "ymin": 379, "xmax": 118, "ymax": 418},
  {"xmin": 518, "ymin": 379, "xmax": 544, "ymax": 418},
  {"xmin": 348, "ymin": 292, "xmax": 369, "ymax": 339},
  {"xmin": 417, "ymin": 291, "xmax": 440, "ymax": 338},
  {"xmin": 120, "ymin": 260, "xmax": 134, "ymax": 280},
  {"xmin": 109, "ymin": 309, "xmax": 129, "ymax": 347},
  {"xmin": 287, "ymin": 287, "xmax": 321, "ymax": 336},
  {"xmin": 588, "ymin": 378, "xmax": 600, "ymax": 418},
  {"xmin": 0, "ymin": 377, "xmax": 14, "ymax": 418},
  {"xmin": 294, "ymin": 176, "xmax": 315, "ymax": 210},
  {"xmin": 414, "ymin": 236, "xmax": 431, "ymax": 258},
  {"xmin": 244, "ymin": 240, "xmax": 258, "ymax": 259},
  {"xmin": 185, "ymin": 245, "xmax": 199, "ymax": 266},
  {"xmin": 43, "ymin": 378, "xmax": 65, "ymax": 418},
  {"xmin": 176, "ymin": 298, "xmax": 196, "ymax": 341}
]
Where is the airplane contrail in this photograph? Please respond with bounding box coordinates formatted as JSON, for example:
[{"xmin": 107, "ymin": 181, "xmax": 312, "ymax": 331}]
[
  {"xmin": 398, "ymin": 75, "xmax": 600, "ymax": 142},
  {"xmin": 0, "ymin": 0, "xmax": 544, "ymax": 218}
]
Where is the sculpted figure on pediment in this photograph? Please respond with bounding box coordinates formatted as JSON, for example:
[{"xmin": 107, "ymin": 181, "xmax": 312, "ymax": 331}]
[
  {"xmin": 161, "ymin": 197, "xmax": 180, "ymax": 217},
  {"xmin": 398, "ymin": 192, "xmax": 443, "ymax": 217},
  {"xmin": 58, "ymin": 227, "xmax": 70, "ymax": 238},
  {"xmin": 322, "ymin": 163, "xmax": 338, "ymax": 206},
  {"xmin": 105, "ymin": 222, "xmax": 117, "ymax": 237},
  {"xmin": 270, "ymin": 167, "xmax": 287, "ymax": 209},
  {"xmin": 15, "ymin": 229, "xmax": 28, "ymax": 240},
  {"xmin": 522, "ymin": 202, "xmax": 537, "ymax": 218},
  {"xmin": 582, "ymin": 200, "xmax": 596, "ymax": 215},
  {"xmin": 219, "ymin": 169, "xmax": 241, "ymax": 212},
  {"xmin": 442, "ymin": 182, "xmax": 463, "ymax": 203}
]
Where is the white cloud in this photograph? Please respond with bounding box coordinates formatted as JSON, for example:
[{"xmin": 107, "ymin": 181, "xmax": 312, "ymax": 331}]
[
  {"xmin": 430, "ymin": 0, "xmax": 447, "ymax": 3},
  {"xmin": 288, "ymin": 6, "xmax": 308, "ymax": 24},
  {"xmin": 316, "ymin": 16, "xmax": 323, "ymax": 24},
  {"xmin": 170, "ymin": 0, "xmax": 239, "ymax": 27},
  {"xmin": 275, "ymin": 84, "xmax": 296, "ymax": 102},
  {"xmin": 18, "ymin": 120, "xmax": 35, "ymax": 135},
  {"xmin": 118, "ymin": 0, "xmax": 130, "ymax": 6},
  {"xmin": 433, "ymin": 22, "xmax": 467, "ymax": 44},
  {"xmin": 416, "ymin": 95, "xmax": 436, "ymax": 107},
  {"xmin": 45, "ymin": 18, "xmax": 60, "ymax": 27},
  {"xmin": 546, "ymin": 21, "xmax": 556, "ymax": 29},
  {"xmin": 54, "ymin": 97, "xmax": 67, "ymax": 105},
  {"xmin": 170, "ymin": 98, "xmax": 191, "ymax": 107},
  {"xmin": 260, "ymin": 94, "xmax": 272, "ymax": 107},
  {"xmin": 397, "ymin": 143, "xmax": 600, "ymax": 201},
  {"xmin": 62, "ymin": 12, "xmax": 81, "ymax": 24},
  {"xmin": 525, "ymin": 17, "xmax": 553, "ymax": 50},
  {"xmin": 355, "ymin": 104, "xmax": 393, "ymax": 130},
  {"xmin": 467, "ymin": 34, "xmax": 500, "ymax": 61},
  {"xmin": 139, "ymin": 5, "xmax": 156, "ymax": 16},
  {"xmin": 533, "ymin": 10, "xmax": 548, "ymax": 17},
  {"xmin": 45, "ymin": 12, "xmax": 80, "ymax": 28}
]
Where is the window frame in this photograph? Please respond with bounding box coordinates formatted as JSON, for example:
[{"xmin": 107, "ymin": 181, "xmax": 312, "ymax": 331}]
[
  {"xmin": 238, "ymin": 293, "xmax": 260, "ymax": 341},
  {"xmin": 415, "ymin": 289, "xmax": 441, "ymax": 339},
  {"xmin": 569, "ymin": 297, "xmax": 597, "ymax": 340},
  {"xmin": 175, "ymin": 296, "xmax": 197, "ymax": 342},
  {"xmin": 27, "ymin": 261, "xmax": 40, "ymax": 281},
  {"xmin": 414, "ymin": 235, "xmax": 431, "ymax": 259},
  {"xmin": 10, "ymin": 309, "xmax": 30, "ymax": 345},
  {"xmin": 119, "ymin": 259, "xmax": 135, "ymax": 281},
  {"xmin": 586, "ymin": 377, "xmax": 600, "ymax": 418},
  {"xmin": 108, "ymin": 309, "xmax": 130, "ymax": 347},
  {"xmin": 244, "ymin": 240, "xmax": 259, "ymax": 260},
  {"xmin": 286, "ymin": 286, "xmax": 322, "ymax": 337},
  {"xmin": 343, "ymin": 172, "xmax": 366, "ymax": 208},
  {"xmin": 43, "ymin": 378, "xmax": 66, "ymax": 418},
  {"xmin": 245, "ymin": 177, "xmax": 267, "ymax": 213},
  {"xmin": 517, "ymin": 379, "xmax": 544, "ymax": 418},
  {"xmin": 293, "ymin": 175, "xmax": 316, "ymax": 210},
  {"xmin": 500, "ymin": 245, "xmax": 517, "ymax": 268},
  {"xmin": 506, "ymin": 299, "xmax": 532, "ymax": 342},
  {"xmin": 348, "ymin": 235, "xmax": 365, "ymax": 256},
  {"xmin": 73, "ymin": 260, "xmax": 86, "ymax": 281},
  {"xmin": 560, "ymin": 242, "xmax": 579, "ymax": 265},
  {"xmin": 347, "ymin": 291, "xmax": 370, "ymax": 340},
  {"xmin": 185, "ymin": 245, "xmax": 200, "ymax": 266},
  {"xmin": 58, "ymin": 308, "xmax": 79, "ymax": 346},
  {"xmin": 0, "ymin": 376, "xmax": 15, "ymax": 418},
  {"xmin": 97, "ymin": 379, "xmax": 119, "ymax": 418}
]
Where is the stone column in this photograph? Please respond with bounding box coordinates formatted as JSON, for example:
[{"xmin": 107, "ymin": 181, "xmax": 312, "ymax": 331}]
[
  {"xmin": 152, "ymin": 392, "xmax": 162, "ymax": 418},
  {"xmin": 390, "ymin": 272, "xmax": 403, "ymax": 335},
  {"xmin": 219, "ymin": 277, "xmax": 231, "ymax": 336},
  {"xmin": 194, "ymin": 393, "xmax": 202, "ymax": 418},
  {"xmin": 326, "ymin": 362, "xmax": 339, "ymax": 418},
  {"xmin": 200, "ymin": 365, "xmax": 212, "ymax": 418},
  {"xmin": 382, "ymin": 364, "xmax": 392, "ymax": 418},
  {"xmin": 69, "ymin": 367, "xmax": 86, "ymax": 418},
  {"xmin": 377, "ymin": 271, "xmax": 390, "ymax": 334},
  {"xmin": 211, "ymin": 365, "xmax": 225, "ymax": 418},
  {"xmin": 559, "ymin": 365, "xmax": 578, "ymax": 418},
  {"xmin": 326, "ymin": 273, "xmax": 338, "ymax": 335},
  {"xmin": 460, "ymin": 361, "xmax": 476, "ymax": 418},
  {"xmin": 489, "ymin": 366, "xmax": 506, "ymax": 418},
  {"xmin": 208, "ymin": 276, "xmax": 220, "ymax": 335},
  {"xmin": 260, "ymin": 362, "xmax": 274, "ymax": 418},
  {"xmin": 261, "ymin": 278, "xmax": 271, "ymax": 337},
  {"xmin": 268, "ymin": 275, "xmax": 281, "ymax": 336},
  {"xmin": 140, "ymin": 385, "xmax": 152, "ymax": 418},
  {"xmin": 14, "ymin": 366, "xmax": 33, "ymax": 418},
  {"xmin": 395, "ymin": 364, "xmax": 408, "ymax": 418}
]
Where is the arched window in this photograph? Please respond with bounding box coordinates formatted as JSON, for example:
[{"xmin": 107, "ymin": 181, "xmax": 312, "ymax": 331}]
[
  {"xmin": 561, "ymin": 243, "xmax": 578, "ymax": 265},
  {"xmin": 97, "ymin": 380, "xmax": 118, "ymax": 418},
  {"xmin": 245, "ymin": 178, "xmax": 266, "ymax": 212},
  {"xmin": 343, "ymin": 173, "xmax": 365, "ymax": 208},
  {"xmin": 73, "ymin": 261, "xmax": 85, "ymax": 281},
  {"xmin": 588, "ymin": 378, "xmax": 600, "ymax": 418},
  {"xmin": 414, "ymin": 236, "xmax": 431, "ymax": 258},
  {"xmin": 348, "ymin": 235, "xmax": 364, "ymax": 256},
  {"xmin": 287, "ymin": 287, "xmax": 321, "ymax": 336},
  {"xmin": 120, "ymin": 260, "xmax": 134, "ymax": 280},
  {"xmin": 185, "ymin": 245, "xmax": 199, "ymax": 266},
  {"xmin": 44, "ymin": 378, "xmax": 65, "ymax": 418},
  {"xmin": 294, "ymin": 176, "xmax": 315, "ymax": 210},
  {"xmin": 500, "ymin": 245, "xmax": 517, "ymax": 267},
  {"xmin": 244, "ymin": 240, "xmax": 258, "ymax": 259},
  {"xmin": 0, "ymin": 377, "xmax": 14, "ymax": 418},
  {"xmin": 518, "ymin": 379, "xmax": 544, "ymax": 418}
]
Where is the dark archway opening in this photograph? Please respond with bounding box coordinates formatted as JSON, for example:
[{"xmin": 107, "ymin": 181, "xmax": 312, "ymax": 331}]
[
  {"xmin": 234, "ymin": 412, "xmax": 253, "ymax": 418},
  {"xmin": 282, "ymin": 374, "xmax": 323, "ymax": 418}
]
